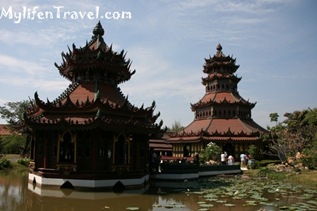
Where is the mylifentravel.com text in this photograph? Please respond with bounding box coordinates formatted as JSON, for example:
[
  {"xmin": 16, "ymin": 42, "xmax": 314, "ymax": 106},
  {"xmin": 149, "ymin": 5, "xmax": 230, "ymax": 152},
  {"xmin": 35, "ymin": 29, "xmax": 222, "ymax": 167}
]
[{"xmin": 0, "ymin": 6, "xmax": 132, "ymax": 24}]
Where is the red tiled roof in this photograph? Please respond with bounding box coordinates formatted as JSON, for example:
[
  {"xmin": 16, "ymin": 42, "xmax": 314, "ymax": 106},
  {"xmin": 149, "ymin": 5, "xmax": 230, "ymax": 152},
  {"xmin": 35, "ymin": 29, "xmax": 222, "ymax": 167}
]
[
  {"xmin": 166, "ymin": 118, "xmax": 267, "ymax": 142},
  {"xmin": 207, "ymin": 119, "xmax": 252, "ymax": 134},
  {"xmin": 65, "ymin": 83, "xmax": 126, "ymax": 106},
  {"xmin": 149, "ymin": 139, "xmax": 172, "ymax": 151},
  {"xmin": 183, "ymin": 119, "xmax": 210, "ymax": 133},
  {"xmin": 184, "ymin": 118, "xmax": 265, "ymax": 135},
  {"xmin": 199, "ymin": 92, "xmax": 247, "ymax": 104},
  {"xmin": 0, "ymin": 124, "xmax": 13, "ymax": 135},
  {"xmin": 167, "ymin": 136, "xmax": 201, "ymax": 143}
]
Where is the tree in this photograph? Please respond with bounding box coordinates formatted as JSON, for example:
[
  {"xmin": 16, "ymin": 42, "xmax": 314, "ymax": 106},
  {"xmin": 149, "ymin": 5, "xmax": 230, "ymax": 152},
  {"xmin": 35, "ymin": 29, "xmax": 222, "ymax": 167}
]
[
  {"xmin": 0, "ymin": 134, "xmax": 26, "ymax": 154},
  {"xmin": 247, "ymin": 144, "xmax": 257, "ymax": 158},
  {"xmin": 0, "ymin": 100, "xmax": 32, "ymax": 127},
  {"xmin": 266, "ymin": 108, "xmax": 317, "ymax": 167},
  {"xmin": 0, "ymin": 100, "xmax": 33, "ymax": 155},
  {"xmin": 269, "ymin": 112, "xmax": 279, "ymax": 125},
  {"xmin": 169, "ymin": 120, "xmax": 184, "ymax": 133}
]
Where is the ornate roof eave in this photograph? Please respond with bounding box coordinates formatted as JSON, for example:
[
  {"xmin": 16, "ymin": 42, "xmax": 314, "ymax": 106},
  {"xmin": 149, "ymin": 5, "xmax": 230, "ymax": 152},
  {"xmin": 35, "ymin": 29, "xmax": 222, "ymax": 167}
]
[
  {"xmin": 33, "ymin": 91, "xmax": 159, "ymax": 120},
  {"xmin": 203, "ymin": 129, "xmax": 260, "ymax": 138},
  {"xmin": 25, "ymin": 115, "xmax": 164, "ymax": 134},
  {"xmin": 55, "ymin": 55, "xmax": 135, "ymax": 83},
  {"xmin": 201, "ymin": 75, "xmax": 242, "ymax": 85},
  {"xmin": 54, "ymin": 22, "xmax": 136, "ymax": 84},
  {"xmin": 191, "ymin": 98, "xmax": 256, "ymax": 110}
]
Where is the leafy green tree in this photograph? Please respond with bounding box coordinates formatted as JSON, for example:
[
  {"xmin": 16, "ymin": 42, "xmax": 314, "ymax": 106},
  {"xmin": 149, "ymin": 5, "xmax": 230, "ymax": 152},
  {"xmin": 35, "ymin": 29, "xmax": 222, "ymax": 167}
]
[
  {"xmin": 0, "ymin": 100, "xmax": 32, "ymax": 127},
  {"xmin": 0, "ymin": 100, "xmax": 33, "ymax": 155},
  {"xmin": 301, "ymin": 138, "xmax": 317, "ymax": 169},
  {"xmin": 169, "ymin": 120, "xmax": 184, "ymax": 133},
  {"xmin": 247, "ymin": 144, "xmax": 257, "ymax": 158},
  {"xmin": 266, "ymin": 108, "xmax": 317, "ymax": 167},
  {"xmin": 0, "ymin": 134, "xmax": 26, "ymax": 154},
  {"xmin": 304, "ymin": 107, "xmax": 317, "ymax": 127},
  {"xmin": 269, "ymin": 112, "xmax": 279, "ymax": 125}
]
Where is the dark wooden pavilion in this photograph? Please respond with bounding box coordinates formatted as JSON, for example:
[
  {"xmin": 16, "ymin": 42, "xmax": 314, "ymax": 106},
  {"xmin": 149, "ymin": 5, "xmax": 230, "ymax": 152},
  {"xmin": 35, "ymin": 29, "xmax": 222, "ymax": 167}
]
[
  {"xmin": 167, "ymin": 44, "xmax": 267, "ymax": 160},
  {"xmin": 25, "ymin": 22, "xmax": 164, "ymax": 189}
]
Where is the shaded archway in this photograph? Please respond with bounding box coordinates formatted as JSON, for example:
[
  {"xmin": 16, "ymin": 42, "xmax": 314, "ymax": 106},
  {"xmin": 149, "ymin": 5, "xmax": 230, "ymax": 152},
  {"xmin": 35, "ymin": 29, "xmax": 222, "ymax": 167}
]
[
  {"xmin": 114, "ymin": 134, "xmax": 129, "ymax": 165},
  {"xmin": 183, "ymin": 144, "xmax": 191, "ymax": 157},
  {"xmin": 223, "ymin": 143, "xmax": 234, "ymax": 158}
]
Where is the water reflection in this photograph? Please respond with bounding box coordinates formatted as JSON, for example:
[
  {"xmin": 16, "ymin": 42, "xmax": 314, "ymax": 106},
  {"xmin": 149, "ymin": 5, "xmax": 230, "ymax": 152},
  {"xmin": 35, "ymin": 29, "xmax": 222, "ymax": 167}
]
[
  {"xmin": 0, "ymin": 169, "xmax": 28, "ymax": 211},
  {"xmin": 1, "ymin": 170, "xmax": 317, "ymax": 211}
]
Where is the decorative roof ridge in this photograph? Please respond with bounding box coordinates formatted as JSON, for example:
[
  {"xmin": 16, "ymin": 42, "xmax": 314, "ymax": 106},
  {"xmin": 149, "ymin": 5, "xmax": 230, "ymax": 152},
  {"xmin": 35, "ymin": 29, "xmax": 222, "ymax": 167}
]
[
  {"xmin": 52, "ymin": 82, "xmax": 79, "ymax": 105},
  {"xmin": 204, "ymin": 118, "xmax": 214, "ymax": 133}
]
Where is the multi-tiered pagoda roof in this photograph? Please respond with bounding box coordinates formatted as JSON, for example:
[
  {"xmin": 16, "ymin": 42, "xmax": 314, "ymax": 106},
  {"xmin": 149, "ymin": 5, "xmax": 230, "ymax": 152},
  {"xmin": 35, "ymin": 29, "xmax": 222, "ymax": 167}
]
[
  {"xmin": 168, "ymin": 44, "xmax": 267, "ymax": 143},
  {"xmin": 25, "ymin": 22, "xmax": 163, "ymax": 134}
]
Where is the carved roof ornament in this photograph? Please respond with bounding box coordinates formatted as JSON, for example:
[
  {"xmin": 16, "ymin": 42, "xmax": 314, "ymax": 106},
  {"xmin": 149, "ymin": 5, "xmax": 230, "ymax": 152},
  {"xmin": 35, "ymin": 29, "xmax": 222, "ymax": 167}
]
[
  {"xmin": 93, "ymin": 21, "xmax": 105, "ymax": 37},
  {"xmin": 215, "ymin": 43, "xmax": 225, "ymax": 57}
]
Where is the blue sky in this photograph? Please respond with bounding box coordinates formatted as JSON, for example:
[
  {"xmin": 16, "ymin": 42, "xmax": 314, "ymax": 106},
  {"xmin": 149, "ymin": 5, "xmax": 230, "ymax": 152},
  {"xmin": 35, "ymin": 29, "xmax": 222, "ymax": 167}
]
[{"xmin": 0, "ymin": 0, "xmax": 316, "ymax": 129}]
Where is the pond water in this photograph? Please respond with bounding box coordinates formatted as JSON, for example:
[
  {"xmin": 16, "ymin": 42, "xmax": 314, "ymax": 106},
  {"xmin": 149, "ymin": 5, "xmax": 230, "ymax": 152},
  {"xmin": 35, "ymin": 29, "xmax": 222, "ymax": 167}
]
[{"xmin": 1, "ymin": 169, "xmax": 317, "ymax": 211}]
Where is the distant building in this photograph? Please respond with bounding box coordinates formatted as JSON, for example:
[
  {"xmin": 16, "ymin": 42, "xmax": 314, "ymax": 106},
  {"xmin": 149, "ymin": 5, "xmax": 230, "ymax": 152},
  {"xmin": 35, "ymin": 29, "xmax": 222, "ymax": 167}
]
[
  {"xmin": 167, "ymin": 44, "xmax": 268, "ymax": 160},
  {"xmin": 24, "ymin": 22, "xmax": 164, "ymax": 190},
  {"xmin": 0, "ymin": 124, "xmax": 13, "ymax": 136}
]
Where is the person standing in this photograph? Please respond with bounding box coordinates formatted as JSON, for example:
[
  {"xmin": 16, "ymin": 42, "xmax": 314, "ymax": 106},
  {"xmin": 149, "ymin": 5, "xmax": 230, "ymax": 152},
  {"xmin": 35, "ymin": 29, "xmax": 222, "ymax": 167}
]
[
  {"xmin": 240, "ymin": 153, "xmax": 246, "ymax": 166},
  {"xmin": 221, "ymin": 152, "xmax": 226, "ymax": 165},
  {"xmin": 228, "ymin": 155, "xmax": 234, "ymax": 165},
  {"xmin": 194, "ymin": 152, "xmax": 200, "ymax": 165}
]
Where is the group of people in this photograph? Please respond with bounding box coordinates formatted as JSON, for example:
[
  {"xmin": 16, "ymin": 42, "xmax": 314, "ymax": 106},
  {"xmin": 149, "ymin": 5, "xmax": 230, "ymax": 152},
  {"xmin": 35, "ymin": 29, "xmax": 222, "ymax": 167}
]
[
  {"xmin": 220, "ymin": 151, "xmax": 235, "ymax": 165},
  {"xmin": 220, "ymin": 151, "xmax": 251, "ymax": 166}
]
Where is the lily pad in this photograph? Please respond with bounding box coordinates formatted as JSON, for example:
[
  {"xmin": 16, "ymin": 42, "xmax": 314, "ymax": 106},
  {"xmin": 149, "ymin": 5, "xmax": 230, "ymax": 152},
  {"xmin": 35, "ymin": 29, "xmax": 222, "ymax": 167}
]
[
  {"xmin": 199, "ymin": 203, "xmax": 214, "ymax": 208},
  {"xmin": 126, "ymin": 207, "xmax": 140, "ymax": 211},
  {"xmin": 224, "ymin": 203, "xmax": 235, "ymax": 207}
]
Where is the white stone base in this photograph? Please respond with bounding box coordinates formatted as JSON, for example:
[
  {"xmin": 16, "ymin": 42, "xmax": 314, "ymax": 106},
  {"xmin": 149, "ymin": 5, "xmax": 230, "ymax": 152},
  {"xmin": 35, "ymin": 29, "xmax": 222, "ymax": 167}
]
[{"xmin": 28, "ymin": 173, "xmax": 149, "ymax": 189}]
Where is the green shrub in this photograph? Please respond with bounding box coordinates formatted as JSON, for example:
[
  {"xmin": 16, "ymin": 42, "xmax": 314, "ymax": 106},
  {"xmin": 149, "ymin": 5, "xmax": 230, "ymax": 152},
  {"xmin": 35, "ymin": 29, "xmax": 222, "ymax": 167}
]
[
  {"xmin": 257, "ymin": 167, "xmax": 287, "ymax": 180},
  {"xmin": 200, "ymin": 142, "xmax": 221, "ymax": 163},
  {"xmin": 257, "ymin": 159, "xmax": 281, "ymax": 167},
  {"xmin": 301, "ymin": 154, "xmax": 317, "ymax": 170},
  {"xmin": 17, "ymin": 157, "xmax": 30, "ymax": 167},
  {"xmin": 0, "ymin": 134, "xmax": 26, "ymax": 154},
  {"xmin": 0, "ymin": 157, "xmax": 12, "ymax": 169},
  {"xmin": 301, "ymin": 144, "xmax": 317, "ymax": 170}
]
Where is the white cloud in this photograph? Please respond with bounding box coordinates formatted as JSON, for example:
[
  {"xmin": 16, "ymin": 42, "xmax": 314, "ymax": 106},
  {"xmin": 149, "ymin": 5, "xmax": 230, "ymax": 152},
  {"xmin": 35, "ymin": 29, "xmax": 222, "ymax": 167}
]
[{"xmin": 0, "ymin": 54, "xmax": 43, "ymax": 75}]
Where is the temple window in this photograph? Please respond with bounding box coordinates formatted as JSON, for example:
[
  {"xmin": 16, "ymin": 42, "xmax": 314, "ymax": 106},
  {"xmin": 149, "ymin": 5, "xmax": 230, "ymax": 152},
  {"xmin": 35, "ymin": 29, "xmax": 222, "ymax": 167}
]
[
  {"xmin": 114, "ymin": 134, "xmax": 129, "ymax": 165},
  {"xmin": 58, "ymin": 132, "xmax": 75, "ymax": 163}
]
